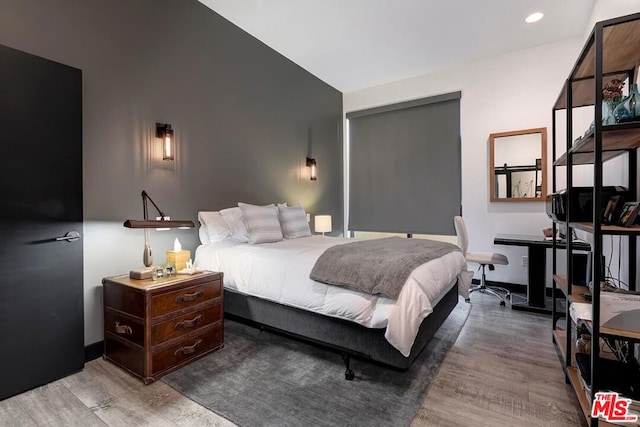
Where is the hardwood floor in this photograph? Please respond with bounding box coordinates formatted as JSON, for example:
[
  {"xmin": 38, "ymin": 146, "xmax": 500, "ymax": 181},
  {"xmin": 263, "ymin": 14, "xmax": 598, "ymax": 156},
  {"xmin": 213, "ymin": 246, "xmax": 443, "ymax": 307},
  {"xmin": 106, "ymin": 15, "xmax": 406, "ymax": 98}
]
[
  {"xmin": 411, "ymin": 292, "xmax": 584, "ymax": 427},
  {"xmin": 0, "ymin": 292, "xmax": 583, "ymax": 426}
]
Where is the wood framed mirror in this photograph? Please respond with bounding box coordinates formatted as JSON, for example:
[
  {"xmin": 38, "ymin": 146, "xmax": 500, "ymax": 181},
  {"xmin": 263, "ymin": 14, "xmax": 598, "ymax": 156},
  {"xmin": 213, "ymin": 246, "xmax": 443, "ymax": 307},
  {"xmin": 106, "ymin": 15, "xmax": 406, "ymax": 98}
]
[{"xmin": 490, "ymin": 127, "xmax": 547, "ymax": 202}]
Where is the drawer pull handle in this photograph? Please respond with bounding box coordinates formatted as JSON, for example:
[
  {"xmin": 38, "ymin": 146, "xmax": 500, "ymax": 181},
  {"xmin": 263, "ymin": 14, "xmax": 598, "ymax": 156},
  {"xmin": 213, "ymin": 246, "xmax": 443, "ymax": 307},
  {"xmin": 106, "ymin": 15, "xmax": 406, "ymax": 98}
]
[
  {"xmin": 175, "ymin": 290, "xmax": 204, "ymax": 303},
  {"xmin": 114, "ymin": 321, "xmax": 133, "ymax": 335},
  {"xmin": 175, "ymin": 314, "xmax": 204, "ymax": 330},
  {"xmin": 174, "ymin": 339, "xmax": 203, "ymax": 357}
]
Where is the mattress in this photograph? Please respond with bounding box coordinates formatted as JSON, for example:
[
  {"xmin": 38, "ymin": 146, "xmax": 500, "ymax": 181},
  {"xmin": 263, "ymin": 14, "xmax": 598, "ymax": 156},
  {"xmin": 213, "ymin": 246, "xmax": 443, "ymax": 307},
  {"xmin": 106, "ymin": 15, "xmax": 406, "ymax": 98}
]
[{"xmin": 195, "ymin": 235, "xmax": 470, "ymax": 356}]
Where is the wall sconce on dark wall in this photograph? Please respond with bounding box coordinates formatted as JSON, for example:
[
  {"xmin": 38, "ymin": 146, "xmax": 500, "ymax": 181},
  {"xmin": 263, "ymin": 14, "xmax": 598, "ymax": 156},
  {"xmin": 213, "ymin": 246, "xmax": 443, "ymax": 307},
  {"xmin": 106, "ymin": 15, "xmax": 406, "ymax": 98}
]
[
  {"xmin": 306, "ymin": 157, "xmax": 317, "ymax": 181},
  {"xmin": 156, "ymin": 123, "xmax": 174, "ymax": 161}
]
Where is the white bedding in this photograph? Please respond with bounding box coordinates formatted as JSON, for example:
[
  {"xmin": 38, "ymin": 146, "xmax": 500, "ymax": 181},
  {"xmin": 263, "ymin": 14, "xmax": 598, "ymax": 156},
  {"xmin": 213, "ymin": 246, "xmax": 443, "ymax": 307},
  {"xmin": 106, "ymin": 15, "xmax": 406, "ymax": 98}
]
[{"xmin": 195, "ymin": 235, "xmax": 471, "ymax": 356}]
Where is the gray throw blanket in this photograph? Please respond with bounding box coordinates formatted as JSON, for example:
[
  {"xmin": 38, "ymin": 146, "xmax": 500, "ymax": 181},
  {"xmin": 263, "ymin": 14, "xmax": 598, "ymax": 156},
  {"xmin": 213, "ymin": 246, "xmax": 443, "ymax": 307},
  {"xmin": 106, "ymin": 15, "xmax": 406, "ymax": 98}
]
[{"xmin": 309, "ymin": 237, "xmax": 460, "ymax": 299}]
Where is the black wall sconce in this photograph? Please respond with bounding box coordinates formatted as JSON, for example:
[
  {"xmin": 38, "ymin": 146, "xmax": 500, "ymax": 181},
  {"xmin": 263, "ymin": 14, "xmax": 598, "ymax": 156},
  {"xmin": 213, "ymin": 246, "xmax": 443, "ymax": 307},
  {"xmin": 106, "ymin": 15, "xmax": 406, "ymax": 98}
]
[
  {"xmin": 306, "ymin": 157, "xmax": 317, "ymax": 181},
  {"xmin": 156, "ymin": 123, "xmax": 174, "ymax": 161}
]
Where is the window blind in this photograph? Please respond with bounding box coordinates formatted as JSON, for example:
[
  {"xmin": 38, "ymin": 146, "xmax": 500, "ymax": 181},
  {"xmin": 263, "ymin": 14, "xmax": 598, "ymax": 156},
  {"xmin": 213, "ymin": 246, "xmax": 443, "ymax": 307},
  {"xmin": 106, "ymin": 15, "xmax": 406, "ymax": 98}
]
[{"xmin": 347, "ymin": 92, "xmax": 461, "ymax": 234}]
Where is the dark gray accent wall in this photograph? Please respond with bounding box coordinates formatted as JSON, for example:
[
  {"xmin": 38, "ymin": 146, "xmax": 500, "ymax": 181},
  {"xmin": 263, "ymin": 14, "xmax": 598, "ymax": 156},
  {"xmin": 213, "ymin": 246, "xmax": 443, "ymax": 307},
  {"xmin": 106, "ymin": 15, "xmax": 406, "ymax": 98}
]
[{"xmin": 0, "ymin": 0, "xmax": 342, "ymax": 345}]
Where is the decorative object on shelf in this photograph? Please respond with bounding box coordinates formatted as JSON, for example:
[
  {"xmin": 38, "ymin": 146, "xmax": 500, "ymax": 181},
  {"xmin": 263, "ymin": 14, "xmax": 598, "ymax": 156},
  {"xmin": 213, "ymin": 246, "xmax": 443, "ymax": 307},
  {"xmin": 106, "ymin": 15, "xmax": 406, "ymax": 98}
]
[
  {"xmin": 306, "ymin": 157, "xmax": 317, "ymax": 180},
  {"xmin": 576, "ymin": 334, "xmax": 591, "ymax": 354},
  {"xmin": 613, "ymin": 83, "xmax": 640, "ymax": 123},
  {"xmin": 616, "ymin": 201, "xmax": 640, "ymax": 227},
  {"xmin": 156, "ymin": 123, "xmax": 174, "ymax": 160},
  {"xmin": 602, "ymin": 195, "xmax": 623, "ymax": 225},
  {"xmin": 602, "ymin": 102, "xmax": 617, "ymax": 125},
  {"xmin": 314, "ymin": 215, "xmax": 331, "ymax": 235},
  {"xmin": 123, "ymin": 190, "xmax": 195, "ymax": 276},
  {"xmin": 603, "ymin": 78, "xmax": 626, "ymax": 125}
]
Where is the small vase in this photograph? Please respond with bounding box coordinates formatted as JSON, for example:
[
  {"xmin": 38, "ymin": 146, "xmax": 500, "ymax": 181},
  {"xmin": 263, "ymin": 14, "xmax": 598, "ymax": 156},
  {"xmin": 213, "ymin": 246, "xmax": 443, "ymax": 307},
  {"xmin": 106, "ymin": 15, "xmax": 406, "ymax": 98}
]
[
  {"xmin": 613, "ymin": 83, "xmax": 640, "ymax": 123},
  {"xmin": 602, "ymin": 101, "xmax": 616, "ymax": 125}
]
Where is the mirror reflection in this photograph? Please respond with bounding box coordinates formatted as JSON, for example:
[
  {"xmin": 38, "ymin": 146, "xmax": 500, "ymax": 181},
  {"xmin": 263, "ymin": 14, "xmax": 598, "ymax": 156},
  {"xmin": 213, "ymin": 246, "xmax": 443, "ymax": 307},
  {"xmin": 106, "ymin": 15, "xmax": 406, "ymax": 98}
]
[{"xmin": 489, "ymin": 127, "xmax": 547, "ymax": 202}]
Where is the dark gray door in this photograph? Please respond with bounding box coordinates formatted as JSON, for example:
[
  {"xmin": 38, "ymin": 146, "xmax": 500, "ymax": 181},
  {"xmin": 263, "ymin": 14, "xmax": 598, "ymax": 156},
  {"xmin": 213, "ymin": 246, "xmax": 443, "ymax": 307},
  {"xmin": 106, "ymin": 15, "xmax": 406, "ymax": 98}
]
[{"xmin": 0, "ymin": 44, "xmax": 83, "ymax": 400}]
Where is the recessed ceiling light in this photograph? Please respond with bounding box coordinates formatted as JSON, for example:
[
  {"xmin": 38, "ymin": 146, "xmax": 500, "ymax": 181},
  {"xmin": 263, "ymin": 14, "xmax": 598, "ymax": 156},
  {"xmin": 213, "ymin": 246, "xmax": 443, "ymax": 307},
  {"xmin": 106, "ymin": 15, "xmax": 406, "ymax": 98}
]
[{"xmin": 525, "ymin": 12, "xmax": 544, "ymax": 23}]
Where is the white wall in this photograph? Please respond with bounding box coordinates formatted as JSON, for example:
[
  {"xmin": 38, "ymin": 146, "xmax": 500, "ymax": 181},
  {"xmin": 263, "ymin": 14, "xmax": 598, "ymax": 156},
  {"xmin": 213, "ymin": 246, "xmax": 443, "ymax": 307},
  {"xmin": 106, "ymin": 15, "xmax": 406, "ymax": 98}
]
[
  {"xmin": 344, "ymin": 1, "xmax": 640, "ymax": 287},
  {"xmin": 586, "ymin": 0, "xmax": 640, "ymax": 34},
  {"xmin": 344, "ymin": 38, "xmax": 585, "ymax": 285}
]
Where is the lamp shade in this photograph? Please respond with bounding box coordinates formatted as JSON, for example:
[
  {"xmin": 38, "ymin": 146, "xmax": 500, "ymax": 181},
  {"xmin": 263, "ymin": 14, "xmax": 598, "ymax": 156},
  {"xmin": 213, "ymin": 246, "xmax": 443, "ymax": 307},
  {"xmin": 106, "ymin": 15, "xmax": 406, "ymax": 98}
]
[{"xmin": 314, "ymin": 215, "xmax": 332, "ymax": 233}]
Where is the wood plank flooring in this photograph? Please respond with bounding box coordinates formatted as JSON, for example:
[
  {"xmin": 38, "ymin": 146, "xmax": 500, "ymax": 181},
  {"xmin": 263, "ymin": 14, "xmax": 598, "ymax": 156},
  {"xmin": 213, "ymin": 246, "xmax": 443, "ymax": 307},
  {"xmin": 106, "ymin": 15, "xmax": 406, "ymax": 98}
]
[
  {"xmin": 411, "ymin": 292, "xmax": 584, "ymax": 427},
  {"xmin": 0, "ymin": 292, "xmax": 583, "ymax": 426}
]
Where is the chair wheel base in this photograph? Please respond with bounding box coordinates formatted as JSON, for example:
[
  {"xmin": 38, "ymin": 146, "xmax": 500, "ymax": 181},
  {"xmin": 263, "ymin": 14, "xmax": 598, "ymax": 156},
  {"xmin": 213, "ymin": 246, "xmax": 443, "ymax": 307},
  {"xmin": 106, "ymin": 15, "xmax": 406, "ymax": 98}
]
[{"xmin": 345, "ymin": 369, "xmax": 355, "ymax": 381}]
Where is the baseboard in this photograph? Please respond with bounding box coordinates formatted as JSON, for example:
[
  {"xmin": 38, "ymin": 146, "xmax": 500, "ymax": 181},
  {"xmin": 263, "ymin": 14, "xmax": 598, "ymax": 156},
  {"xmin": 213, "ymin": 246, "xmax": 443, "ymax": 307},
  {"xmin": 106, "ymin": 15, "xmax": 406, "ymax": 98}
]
[
  {"xmin": 471, "ymin": 278, "xmax": 526, "ymax": 294},
  {"xmin": 84, "ymin": 341, "xmax": 103, "ymax": 363},
  {"xmin": 471, "ymin": 279, "xmax": 563, "ymax": 298}
]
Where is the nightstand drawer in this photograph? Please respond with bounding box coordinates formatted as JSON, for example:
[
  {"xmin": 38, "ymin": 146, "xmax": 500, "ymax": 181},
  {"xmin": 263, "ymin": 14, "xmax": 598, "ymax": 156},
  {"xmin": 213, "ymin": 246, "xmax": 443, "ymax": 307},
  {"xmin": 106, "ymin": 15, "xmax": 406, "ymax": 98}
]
[
  {"xmin": 152, "ymin": 303, "xmax": 222, "ymax": 345},
  {"xmin": 103, "ymin": 281, "xmax": 145, "ymax": 318},
  {"xmin": 105, "ymin": 309, "xmax": 144, "ymax": 347},
  {"xmin": 152, "ymin": 325, "xmax": 223, "ymax": 375},
  {"xmin": 104, "ymin": 336, "xmax": 144, "ymax": 378},
  {"xmin": 151, "ymin": 279, "xmax": 221, "ymax": 317}
]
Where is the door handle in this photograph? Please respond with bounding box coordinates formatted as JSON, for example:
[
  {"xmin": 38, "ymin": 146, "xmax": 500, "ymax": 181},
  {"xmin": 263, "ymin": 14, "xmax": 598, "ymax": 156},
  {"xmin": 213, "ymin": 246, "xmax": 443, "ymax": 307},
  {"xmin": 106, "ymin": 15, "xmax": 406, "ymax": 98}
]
[{"xmin": 55, "ymin": 231, "xmax": 81, "ymax": 242}]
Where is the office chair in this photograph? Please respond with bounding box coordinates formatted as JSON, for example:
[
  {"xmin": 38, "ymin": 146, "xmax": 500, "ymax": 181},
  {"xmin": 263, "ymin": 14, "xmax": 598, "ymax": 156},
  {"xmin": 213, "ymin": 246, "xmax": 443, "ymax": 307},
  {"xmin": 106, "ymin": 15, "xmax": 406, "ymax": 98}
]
[{"xmin": 454, "ymin": 216, "xmax": 510, "ymax": 306}]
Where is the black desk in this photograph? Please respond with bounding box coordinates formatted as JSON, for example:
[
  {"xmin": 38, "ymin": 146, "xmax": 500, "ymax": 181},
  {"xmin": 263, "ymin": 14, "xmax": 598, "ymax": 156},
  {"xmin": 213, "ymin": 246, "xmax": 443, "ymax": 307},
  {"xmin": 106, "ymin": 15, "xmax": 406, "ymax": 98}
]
[{"xmin": 493, "ymin": 234, "xmax": 590, "ymax": 314}]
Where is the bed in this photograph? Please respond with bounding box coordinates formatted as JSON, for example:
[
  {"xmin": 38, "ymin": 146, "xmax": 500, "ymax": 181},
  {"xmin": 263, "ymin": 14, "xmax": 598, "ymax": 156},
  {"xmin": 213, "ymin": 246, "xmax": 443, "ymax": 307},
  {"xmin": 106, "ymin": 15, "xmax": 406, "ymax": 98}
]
[{"xmin": 194, "ymin": 214, "xmax": 471, "ymax": 378}]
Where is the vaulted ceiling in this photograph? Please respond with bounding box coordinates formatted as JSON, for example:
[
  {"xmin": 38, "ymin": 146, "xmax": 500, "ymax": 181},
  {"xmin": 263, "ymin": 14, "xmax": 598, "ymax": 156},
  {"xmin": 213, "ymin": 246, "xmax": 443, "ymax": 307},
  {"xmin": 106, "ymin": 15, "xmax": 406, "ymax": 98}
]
[{"xmin": 199, "ymin": 0, "xmax": 596, "ymax": 92}]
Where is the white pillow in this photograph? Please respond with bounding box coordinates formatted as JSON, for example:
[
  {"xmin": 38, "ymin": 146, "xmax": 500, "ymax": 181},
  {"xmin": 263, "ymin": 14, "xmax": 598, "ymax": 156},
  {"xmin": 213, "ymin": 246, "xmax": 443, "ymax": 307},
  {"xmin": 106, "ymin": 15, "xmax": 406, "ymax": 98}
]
[
  {"xmin": 220, "ymin": 207, "xmax": 249, "ymax": 243},
  {"xmin": 278, "ymin": 204, "xmax": 311, "ymax": 239},
  {"xmin": 197, "ymin": 211, "xmax": 231, "ymax": 244},
  {"xmin": 238, "ymin": 203, "xmax": 283, "ymax": 244},
  {"xmin": 198, "ymin": 224, "xmax": 210, "ymax": 245}
]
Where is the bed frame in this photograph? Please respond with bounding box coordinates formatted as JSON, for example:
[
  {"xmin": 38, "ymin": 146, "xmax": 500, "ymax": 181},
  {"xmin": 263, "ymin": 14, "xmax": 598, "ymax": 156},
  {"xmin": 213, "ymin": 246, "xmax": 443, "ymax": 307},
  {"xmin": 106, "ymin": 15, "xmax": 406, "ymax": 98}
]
[{"xmin": 223, "ymin": 281, "xmax": 460, "ymax": 379}]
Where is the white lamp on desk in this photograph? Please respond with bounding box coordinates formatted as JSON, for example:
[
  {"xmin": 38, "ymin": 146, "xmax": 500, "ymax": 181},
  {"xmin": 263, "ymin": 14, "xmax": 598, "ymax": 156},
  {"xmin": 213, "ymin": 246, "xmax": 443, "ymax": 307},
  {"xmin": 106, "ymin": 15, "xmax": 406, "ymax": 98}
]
[{"xmin": 314, "ymin": 215, "xmax": 332, "ymax": 236}]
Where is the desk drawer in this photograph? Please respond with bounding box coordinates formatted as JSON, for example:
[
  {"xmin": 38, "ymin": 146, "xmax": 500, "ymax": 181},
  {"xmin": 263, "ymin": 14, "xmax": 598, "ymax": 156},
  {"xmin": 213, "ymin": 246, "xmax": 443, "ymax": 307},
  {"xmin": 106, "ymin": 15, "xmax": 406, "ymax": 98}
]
[
  {"xmin": 151, "ymin": 279, "xmax": 221, "ymax": 317},
  {"xmin": 152, "ymin": 325, "xmax": 223, "ymax": 375},
  {"xmin": 152, "ymin": 303, "xmax": 222, "ymax": 345}
]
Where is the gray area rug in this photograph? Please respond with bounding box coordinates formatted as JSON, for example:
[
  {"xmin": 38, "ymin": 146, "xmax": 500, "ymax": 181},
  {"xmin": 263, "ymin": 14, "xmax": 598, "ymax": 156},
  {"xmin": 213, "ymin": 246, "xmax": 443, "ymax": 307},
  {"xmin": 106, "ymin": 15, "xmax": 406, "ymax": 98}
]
[{"xmin": 163, "ymin": 299, "xmax": 471, "ymax": 427}]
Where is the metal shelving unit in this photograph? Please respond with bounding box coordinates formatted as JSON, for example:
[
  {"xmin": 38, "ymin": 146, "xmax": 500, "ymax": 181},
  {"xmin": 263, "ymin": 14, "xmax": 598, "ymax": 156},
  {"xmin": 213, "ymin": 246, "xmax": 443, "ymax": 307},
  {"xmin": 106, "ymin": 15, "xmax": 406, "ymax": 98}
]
[{"xmin": 550, "ymin": 12, "xmax": 640, "ymax": 427}]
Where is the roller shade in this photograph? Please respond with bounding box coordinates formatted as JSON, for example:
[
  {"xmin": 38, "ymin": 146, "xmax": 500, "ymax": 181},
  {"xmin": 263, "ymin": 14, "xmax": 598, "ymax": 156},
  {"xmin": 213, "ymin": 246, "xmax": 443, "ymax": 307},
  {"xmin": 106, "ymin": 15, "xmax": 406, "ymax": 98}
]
[{"xmin": 347, "ymin": 92, "xmax": 461, "ymax": 234}]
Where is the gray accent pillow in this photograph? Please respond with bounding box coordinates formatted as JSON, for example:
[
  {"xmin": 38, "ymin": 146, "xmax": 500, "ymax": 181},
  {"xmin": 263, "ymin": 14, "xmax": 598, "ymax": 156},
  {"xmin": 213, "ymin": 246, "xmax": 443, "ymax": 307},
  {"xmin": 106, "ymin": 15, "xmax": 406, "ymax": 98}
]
[
  {"xmin": 238, "ymin": 203, "xmax": 284, "ymax": 244},
  {"xmin": 278, "ymin": 205, "xmax": 311, "ymax": 239}
]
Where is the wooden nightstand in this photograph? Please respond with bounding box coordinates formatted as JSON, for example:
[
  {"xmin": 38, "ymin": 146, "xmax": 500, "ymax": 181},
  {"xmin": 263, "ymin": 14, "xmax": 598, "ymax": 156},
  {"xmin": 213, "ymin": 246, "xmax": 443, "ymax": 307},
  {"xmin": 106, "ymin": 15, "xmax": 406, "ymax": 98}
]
[{"xmin": 102, "ymin": 271, "xmax": 223, "ymax": 384}]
